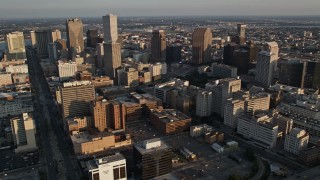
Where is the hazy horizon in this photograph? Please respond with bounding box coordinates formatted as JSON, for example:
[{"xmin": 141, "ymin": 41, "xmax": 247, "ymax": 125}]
[{"xmin": 1, "ymin": 0, "xmax": 319, "ymax": 19}]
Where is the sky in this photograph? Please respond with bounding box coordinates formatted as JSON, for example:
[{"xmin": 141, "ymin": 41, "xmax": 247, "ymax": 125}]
[{"xmin": 0, "ymin": 0, "xmax": 319, "ymax": 19}]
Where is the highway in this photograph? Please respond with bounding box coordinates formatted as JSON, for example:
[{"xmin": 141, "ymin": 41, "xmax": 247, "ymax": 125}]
[{"xmin": 27, "ymin": 47, "xmax": 83, "ymax": 180}]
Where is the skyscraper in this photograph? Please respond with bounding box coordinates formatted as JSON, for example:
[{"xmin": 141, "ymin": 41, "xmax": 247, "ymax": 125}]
[
  {"xmin": 196, "ymin": 90, "xmax": 212, "ymax": 117},
  {"xmin": 151, "ymin": 30, "xmax": 166, "ymax": 63},
  {"xmin": 6, "ymin": 32, "xmax": 26, "ymax": 60},
  {"xmin": 103, "ymin": 14, "xmax": 118, "ymax": 43},
  {"xmin": 34, "ymin": 29, "xmax": 61, "ymax": 58},
  {"xmin": 279, "ymin": 59, "xmax": 306, "ymax": 88},
  {"xmin": 66, "ymin": 18, "xmax": 84, "ymax": 57},
  {"xmin": 237, "ymin": 24, "xmax": 247, "ymax": 45},
  {"xmin": 104, "ymin": 42, "xmax": 121, "ymax": 79},
  {"xmin": 59, "ymin": 81, "xmax": 95, "ymax": 119},
  {"xmin": 86, "ymin": 29, "xmax": 103, "ymax": 48},
  {"xmin": 192, "ymin": 28, "xmax": 212, "ymax": 64},
  {"xmin": 255, "ymin": 42, "xmax": 279, "ymax": 87}
]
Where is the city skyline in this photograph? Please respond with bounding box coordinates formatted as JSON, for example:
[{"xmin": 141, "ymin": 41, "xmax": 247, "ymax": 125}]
[{"xmin": 1, "ymin": 0, "xmax": 320, "ymax": 19}]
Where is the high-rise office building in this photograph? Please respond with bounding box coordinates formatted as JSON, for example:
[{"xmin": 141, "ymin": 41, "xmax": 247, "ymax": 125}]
[
  {"xmin": 66, "ymin": 18, "xmax": 84, "ymax": 57},
  {"xmin": 48, "ymin": 42, "xmax": 58, "ymax": 61},
  {"xmin": 205, "ymin": 78, "xmax": 241, "ymax": 117},
  {"xmin": 6, "ymin": 32, "xmax": 26, "ymax": 60},
  {"xmin": 91, "ymin": 99, "xmax": 110, "ymax": 132},
  {"xmin": 192, "ymin": 28, "xmax": 212, "ymax": 64},
  {"xmin": 255, "ymin": 51, "xmax": 277, "ymax": 87},
  {"xmin": 279, "ymin": 59, "xmax": 306, "ymax": 88},
  {"xmin": 11, "ymin": 113, "xmax": 37, "ymax": 153},
  {"xmin": 96, "ymin": 43, "xmax": 104, "ymax": 68},
  {"xmin": 255, "ymin": 43, "xmax": 278, "ymax": 87},
  {"xmin": 30, "ymin": 31, "xmax": 36, "ymax": 47},
  {"xmin": 304, "ymin": 61, "xmax": 320, "ymax": 89},
  {"xmin": 237, "ymin": 24, "xmax": 247, "ymax": 45},
  {"xmin": 104, "ymin": 42, "xmax": 121, "ymax": 79},
  {"xmin": 224, "ymin": 98, "xmax": 244, "ymax": 129},
  {"xmin": 87, "ymin": 154, "xmax": 127, "ymax": 180},
  {"xmin": 196, "ymin": 90, "xmax": 212, "ymax": 117},
  {"xmin": 86, "ymin": 29, "xmax": 103, "ymax": 48},
  {"xmin": 110, "ymin": 100, "xmax": 124, "ymax": 130},
  {"xmin": 284, "ymin": 128, "xmax": 309, "ymax": 155},
  {"xmin": 166, "ymin": 45, "xmax": 182, "ymax": 64},
  {"xmin": 103, "ymin": 14, "xmax": 118, "ymax": 43},
  {"xmin": 134, "ymin": 138, "xmax": 172, "ymax": 179},
  {"xmin": 151, "ymin": 30, "xmax": 166, "ymax": 63},
  {"xmin": 59, "ymin": 81, "xmax": 95, "ymax": 119},
  {"xmin": 34, "ymin": 30, "xmax": 61, "ymax": 58}
]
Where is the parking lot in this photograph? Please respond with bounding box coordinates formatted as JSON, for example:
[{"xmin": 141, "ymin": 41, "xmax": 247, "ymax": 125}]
[{"xmin": 0, "ymin": 149, "xmax": 39, "ymax": 172}]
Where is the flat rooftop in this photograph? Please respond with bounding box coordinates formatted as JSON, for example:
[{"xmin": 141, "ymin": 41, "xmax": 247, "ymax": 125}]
[
  {"xmin": 87, "ymin": 154, "xmax": 125, "ymax": 170},
  {"xmin": 151, "ymin": 109, "xmax": 191, "ymax": 123},
  {"xmin": 135, "ymin": 138, "xmax": 170, "ymax": 155}
]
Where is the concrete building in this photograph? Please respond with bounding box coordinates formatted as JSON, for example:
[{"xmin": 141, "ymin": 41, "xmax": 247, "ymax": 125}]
[
  {"xmin": 11, "ymin": 113, "xmax": 37, "ymax": 153},
  {"xmin": 58, "ymin": 61, "xmax": 77, "ymax": 81},
  {"xmin": 149, "ymin": 62, "xmax": 167, "ymax": 77},
  {"xmin": 86, "ymin": 29, "xmax": 103, "ymax": 48},
  {"xmin": 66, "ymin": 18, "xmax": 84, "ymax": 56},
  {"xmin": 5, "ymin": 64, "xmax": 28, "ymax": 74},
  {"xmin": 96, "ymin": 43, "xmax": 104, "ymax": 68},
  {"xmin": 273, "ymin": 114, "xmax": 293, "ymax": 136},
  {"xmin": 205, "ymin": 131, "xmax": 224, "ymax": 144},
  {"xmin": 0, "ymin": 73, "xmax": 13, "ymax": 85},
  {"xmin": 6, "ymin": 31, "xmax": 26, "ymax": 60},
  {"xmin": 48, "ymin": 42, "xmax": 58, "ymax": 61},
  {"xmin": 34, "ymin": 30, "xmax": 61, "ymax": 58},
  {"xmin": 237, "ymin": 114, "xmax": 279, "ymax": 148},
  {"xmin": 103, "ymin": 14, "xmax": 118, "ymax": 43},
  {"xmin": 149, "ymin": 108, "xmax": 191, "ymax": 135},
  {"xmin": 134, "ymin": 138, "xmax": 172, "ymax": 179},
  {"xmin": 205, "ymin": 78, "xmax": 241, "ymax": 117},
  {"xmin": 151, "ymin": 30, "xmax": 166, "ymax": 63},
  {"xmin": 244, "ymin": 93, "xmax": 271, "ymax": 115},
  {"xmin": 284, "ymin": 128, "xmax": 309, "ymax": 155},
  {"xmin": 255, "ymin": 51, "xmax": 277, "ymax": 87},
  {"xmin": 118, "ymin": 67, "xmax": 139, "ymax": 87},
  {"xmin": 298, "ymin": 146, "xmax": 320, "ymax": 167},
  {"xmin": 91, "ymin": 76, "xmax": 114, "ymax": 89},
  {"xmin": 237, "ymin": 24, "xmax": 247, "ymax": 45},
  {"xmin": 192, "ymin": 28, "xmax": 212, "ymax": 64},
  {"xmin": 71, "ymin": 131, "xmax": 131, "ymax": 155},
  {"xmin": 255, "ymin": 42, "xmax": 279, "ymax": 87},
  {"xmin": 91, "ymin": 99, "xmax": 110, "ymax": 132},
  {"xmin": 104, "ymin": 42, "xmax": 121, "ymax": 79},
  {"xmin": 196, "ymin": 90, "xmax": 212, "ymax": 117},
  {"xmin": 0, "ymin": 92, "xmax": 34, "ymax": 118},
  {"xmin": 87, "ymin": 154, "xmax": 127, "ymax": 180},
  {"xmin": 190, "ymin": 124, "xmax": 213, "ymax": 137},
  {"xmin": 224, "ymin": 98, "xmax": 244, "ymax": 129},
  {"xmin": 66, "ymin": 116, "xmax": 93, "ymax": 133},
  {"xmin": 211, "ymin": 63, "xmax": 237, "ymax": 78},
  {"xmin": 59, "ymin": 81, "xmax": 95, "ymax": 119}
]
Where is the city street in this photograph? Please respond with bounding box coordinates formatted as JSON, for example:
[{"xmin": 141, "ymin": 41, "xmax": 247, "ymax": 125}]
[{"xmin": 27, "ymin": 47, "xmax": 83, "ymax": 180}]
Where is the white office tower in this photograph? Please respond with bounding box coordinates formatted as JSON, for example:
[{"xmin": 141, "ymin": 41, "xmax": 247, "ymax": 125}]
[
  {"xmin": 196, "ymin": 90, "xmax": 212, "ymax": 117},
  {"xmin": 284, "ymin": 128, "xmax": 309, "ymax": 155},
  {"xmin": 255, "ymin": 42, "xmax": 279, "ymax": 87},
  {"xmin": 237, "ymin": 114, "xmax": 278, "ymax": 148},
  {"xmin": 103, "ymin": 14, "xmax": 118, "ymax": 43},
  {"xmin": 224, "ymin": 98, "xmax": 244, "ymax": 129},
  {"xmin": 58, "ymin": 61, "xmax": 77, "ymax": 81},
  {"xmin": 11, "ymin": 113, "xmax": 37, "ymax": 153},
  {"xmin": 96, "ymin": 43, "xmax": 104, "ymax": 68},
  {"xmin": 87, "ymin": 154, "xmax": 127, "ymax": 180}
]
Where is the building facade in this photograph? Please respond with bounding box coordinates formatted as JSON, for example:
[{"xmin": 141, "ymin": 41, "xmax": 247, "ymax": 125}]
[{"xmin": 192, "ymin": 28, "xmax": 212, "ymax": 64}]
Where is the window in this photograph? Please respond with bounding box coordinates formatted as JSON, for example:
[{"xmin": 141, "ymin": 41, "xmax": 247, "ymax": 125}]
[
  {"xmin": 113, "ymin": 168, "xmax": 120, "ymax": 180},
  {"xmin": 93, "ymin": 172, "xmax": 100, "ymax": 180},
  {"xmin": 120, "ymin": 166, "xmax": 126, "ymax": 179}
]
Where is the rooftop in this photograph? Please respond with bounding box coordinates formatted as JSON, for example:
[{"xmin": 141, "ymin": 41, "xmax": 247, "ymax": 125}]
[
  {"xmin": 151, "ymin": 108, "xmax": 191, "ymax": 123},
  {"xmin": 134, "ymin": 138, "xmax": 170, "ymax": 155},
  {"xmin": 87, "ymin": 154, "xmax": 125, "ymax": 170}
]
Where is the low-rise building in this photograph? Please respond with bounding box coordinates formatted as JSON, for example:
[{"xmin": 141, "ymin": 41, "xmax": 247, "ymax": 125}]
[
  {"xmin": 0, "ymin": 92, "xmax": 34, "ymax": 118},
  {"xmin": 205, "ymin": 131, "xmax": 224, "ymax": 144},
  {"xmin": 71, "ymin": 130, "xmax": 131, "ymax": 155},
  {"xmin": 87, "ymin": 154, "xmax": 127, "ymax": 180},
  {"xmin": 190, "ymin": 124, "xmax": 213, "ymax": 137},
  {"xmin": 150, "ymin": 108, "xmax": 191, "ymax": 135}
]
